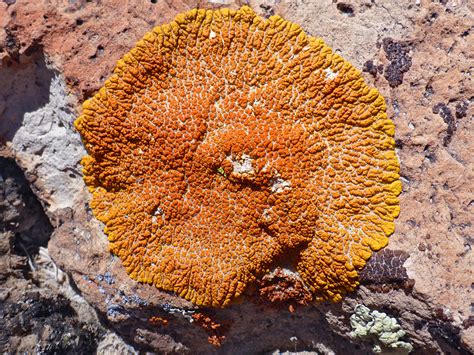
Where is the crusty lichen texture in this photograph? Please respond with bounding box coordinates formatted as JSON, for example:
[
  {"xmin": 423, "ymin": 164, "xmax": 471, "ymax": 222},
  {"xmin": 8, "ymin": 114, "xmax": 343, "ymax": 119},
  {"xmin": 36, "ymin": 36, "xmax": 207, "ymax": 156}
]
[
  {"xmin": 350, "ymin": 305, "xmax": 413, "ymax": 353},
  {"xmin": 75, "ymin": 6, "xmax": 401, "ymax": 307}
]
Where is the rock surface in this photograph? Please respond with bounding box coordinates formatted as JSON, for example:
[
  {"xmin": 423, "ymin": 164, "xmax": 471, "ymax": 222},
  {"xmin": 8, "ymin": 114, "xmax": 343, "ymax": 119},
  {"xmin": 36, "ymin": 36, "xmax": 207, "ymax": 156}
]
[
  {"xmin": 1, "ymin": 0, "xmax": 472, "ymax": 353},
  {"xmin": 0, "ymin": 152, "xmax": 105, "ymax": 352}
]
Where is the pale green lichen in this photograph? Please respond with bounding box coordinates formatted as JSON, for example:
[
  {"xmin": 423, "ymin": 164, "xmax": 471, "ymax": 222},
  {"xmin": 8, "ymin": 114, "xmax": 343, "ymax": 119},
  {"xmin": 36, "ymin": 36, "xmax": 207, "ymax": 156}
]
[
  {"xmin": 216, "ymin": 167, "xmax": 227, "ymax": 178},
  {"xmin": 350, "ymin": 304, "xmax": 413, "ymax": 354}
]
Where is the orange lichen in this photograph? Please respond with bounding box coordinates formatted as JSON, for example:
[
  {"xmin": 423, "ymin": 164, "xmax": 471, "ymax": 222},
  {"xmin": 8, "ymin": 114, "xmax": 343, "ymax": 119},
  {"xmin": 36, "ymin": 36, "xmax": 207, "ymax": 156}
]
[
  {"xmin": 149, "ymin": 316, "xmax": 170, "ymax": 327},
  {"xmin": 75, "ymin": 6, "xmax": 401, "ymax": 307},
  {"xmin": 191, "ymin": 312, "xmax": 226, "ymax": 347}
]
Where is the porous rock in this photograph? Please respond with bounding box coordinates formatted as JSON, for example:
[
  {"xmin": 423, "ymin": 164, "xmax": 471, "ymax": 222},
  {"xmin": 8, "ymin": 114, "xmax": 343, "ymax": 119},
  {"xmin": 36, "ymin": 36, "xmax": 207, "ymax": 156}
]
[{"xmin": 1, "ymin": 0, "xmax": 472, "ymax": 353}]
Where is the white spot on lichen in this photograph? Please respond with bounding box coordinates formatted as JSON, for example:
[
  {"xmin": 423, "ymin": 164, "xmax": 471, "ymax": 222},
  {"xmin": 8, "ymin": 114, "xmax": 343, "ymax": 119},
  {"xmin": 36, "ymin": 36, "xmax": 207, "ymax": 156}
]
[
  {"xmin": 261, "ymin": 161, "xmax": 271, "ymax": 172},
  {"xmin": 154, "ymin": 207, "xmax": 164, "ymax": 216},
  {"xmin": 323, "ymin": 67, "xmax": 338, "ymax": 80},
  {"xmin": 209, "ymin": 30, "xmax": 217, "ymax": 39},
  {"xmin": 270, "ymin": 177, "xmax": 291, "ymax": 193},
  {"xmin": 229, "ymin": 154, "xmax": 254, "ymax": 175},
  {"xmin": 152, "ymin": 207, "xmax": 164, "ymax": 223},
  {"xmin": 262, "ymin": 208, "xmax": 272, "ymax": 222}
]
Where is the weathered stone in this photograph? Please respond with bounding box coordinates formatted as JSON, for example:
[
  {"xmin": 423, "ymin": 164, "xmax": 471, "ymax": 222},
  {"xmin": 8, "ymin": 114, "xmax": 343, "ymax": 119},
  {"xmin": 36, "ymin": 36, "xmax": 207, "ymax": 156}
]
[{"xmin": 1, "ymin": 0, "xmax": 472, "ymax": 353}]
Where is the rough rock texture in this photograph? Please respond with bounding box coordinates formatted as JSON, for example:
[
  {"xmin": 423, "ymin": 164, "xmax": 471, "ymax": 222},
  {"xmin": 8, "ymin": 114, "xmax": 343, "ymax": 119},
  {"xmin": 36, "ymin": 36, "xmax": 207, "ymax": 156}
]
[
  {"xmin": 0, "ymin": 152, "xmax": 105, "ymax": 352},
  {"xmin": 1, "ymin": 0, "xmax": 472, "ymax": 353}
]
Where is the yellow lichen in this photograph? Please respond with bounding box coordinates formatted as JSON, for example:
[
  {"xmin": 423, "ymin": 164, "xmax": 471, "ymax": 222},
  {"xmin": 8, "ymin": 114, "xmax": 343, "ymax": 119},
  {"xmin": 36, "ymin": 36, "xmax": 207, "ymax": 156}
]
[{"xmin": 75, "ymin": 6, "xmax": 401, "ymax": 307}]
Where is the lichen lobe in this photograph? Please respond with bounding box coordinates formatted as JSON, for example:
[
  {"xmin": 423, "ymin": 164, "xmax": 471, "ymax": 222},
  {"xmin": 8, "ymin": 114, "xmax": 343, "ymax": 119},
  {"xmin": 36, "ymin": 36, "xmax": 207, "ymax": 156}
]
[{"xmin": 75, "ymin": 6, "xmax": 401, "ymax": 307}]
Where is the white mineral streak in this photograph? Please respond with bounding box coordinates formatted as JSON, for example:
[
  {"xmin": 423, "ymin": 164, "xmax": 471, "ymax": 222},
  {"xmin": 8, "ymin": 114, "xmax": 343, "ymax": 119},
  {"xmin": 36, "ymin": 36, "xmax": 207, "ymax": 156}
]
[{"xmin": 165, "ymin": 307, "xmax": 195, "ymax": 323}]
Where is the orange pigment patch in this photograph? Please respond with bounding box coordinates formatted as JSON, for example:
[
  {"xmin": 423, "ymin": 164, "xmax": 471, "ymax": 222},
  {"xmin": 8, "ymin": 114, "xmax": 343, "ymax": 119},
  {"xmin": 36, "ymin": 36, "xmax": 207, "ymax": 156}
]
[
  {"xmin": 191, "ymin": 312, "xmax": 226, "ymax": 347},
  {"xmin": 149, "ymin": 316, "xmax": 170, "ymax": 327},
  {"xmin": 75, "ymin": 6, "xmax": 401, "ymax": 307}
]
